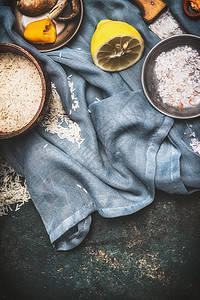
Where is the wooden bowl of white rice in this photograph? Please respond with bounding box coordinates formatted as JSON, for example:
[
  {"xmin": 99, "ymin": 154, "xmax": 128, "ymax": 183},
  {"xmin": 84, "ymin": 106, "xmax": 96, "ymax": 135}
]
[{"xmin": 0, "ymin": 42, "xmax": 50, "ymax": 139}]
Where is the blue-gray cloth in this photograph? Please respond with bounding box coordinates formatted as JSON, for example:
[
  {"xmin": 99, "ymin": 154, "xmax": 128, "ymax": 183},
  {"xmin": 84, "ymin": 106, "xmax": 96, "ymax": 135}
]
[{"xmin": 0, "ymin": 0, "xmax": 200, "ymax": 250}]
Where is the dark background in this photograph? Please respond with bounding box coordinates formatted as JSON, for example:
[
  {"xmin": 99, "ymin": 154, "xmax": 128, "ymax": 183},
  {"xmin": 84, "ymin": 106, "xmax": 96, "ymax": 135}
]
[{"xmin": 0, "ymin": 190, "xmax": 200, "ymax": 300}]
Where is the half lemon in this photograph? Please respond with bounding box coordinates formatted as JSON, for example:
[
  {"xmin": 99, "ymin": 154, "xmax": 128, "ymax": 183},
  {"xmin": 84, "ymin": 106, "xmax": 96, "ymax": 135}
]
[{"xmin": 91, "ymin": 19, "xmax": 144, "ymax": 72}]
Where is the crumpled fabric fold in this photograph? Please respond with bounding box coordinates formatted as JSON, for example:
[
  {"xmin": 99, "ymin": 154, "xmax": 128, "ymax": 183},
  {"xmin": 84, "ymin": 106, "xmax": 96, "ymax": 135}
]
[{"xmin": 0, "ymin": 0, "xmax": 199, "ymax": 250}]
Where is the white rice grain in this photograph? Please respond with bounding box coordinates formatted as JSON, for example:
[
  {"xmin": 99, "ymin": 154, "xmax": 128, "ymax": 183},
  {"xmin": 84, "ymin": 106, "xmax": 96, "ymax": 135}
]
[
  {"xmin": 0, "ymin": 156, "xmax": 30, "ymax": 216},
  {"xmin": 0, "ymin": 52, "xmax": 42, "ymax": 132}
]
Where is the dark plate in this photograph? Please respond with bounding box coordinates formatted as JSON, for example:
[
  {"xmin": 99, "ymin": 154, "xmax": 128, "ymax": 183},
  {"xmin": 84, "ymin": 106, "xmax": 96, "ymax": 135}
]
[
  {"xmin": 142, "ymin": 34, "xmax": 200, "ymax": 119},
  {"xmin": 12, "ymin": 0, "xmax": 83, "ymax": 52}
]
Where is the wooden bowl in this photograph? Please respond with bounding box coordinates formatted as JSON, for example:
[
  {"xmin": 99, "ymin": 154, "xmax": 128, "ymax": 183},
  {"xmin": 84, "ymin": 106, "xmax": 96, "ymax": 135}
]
[{"xmin": 0, "ymin": 42, "xmax": 50, "ymax": 139}]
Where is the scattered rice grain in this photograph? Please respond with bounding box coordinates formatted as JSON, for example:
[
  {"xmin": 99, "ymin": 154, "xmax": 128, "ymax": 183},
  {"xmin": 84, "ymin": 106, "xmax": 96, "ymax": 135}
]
[
  {"xmin": 40, "ymin": 83, "xmax": 84, "ymax": 147},
  {"xmin": 0, "ymin": 156, "xmax": 30, "ymax": 216}
]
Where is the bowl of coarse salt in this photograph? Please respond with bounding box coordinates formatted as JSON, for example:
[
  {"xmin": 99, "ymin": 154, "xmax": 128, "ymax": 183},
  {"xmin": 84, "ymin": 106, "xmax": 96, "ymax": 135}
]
[
  {"xmin": 142, "ymin": 34, "xmax": 200, "ymax": 119},
  {"xmin": 0, "ymin": 42, "xmax": 50, "ymax": 139}
]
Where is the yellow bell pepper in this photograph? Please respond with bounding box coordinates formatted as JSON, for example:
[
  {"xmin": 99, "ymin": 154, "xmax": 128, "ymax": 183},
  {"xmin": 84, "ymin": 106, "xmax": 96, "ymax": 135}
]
[{"xmin": 24, "ymin": 19, "xmax": 56, "ymax": 45}]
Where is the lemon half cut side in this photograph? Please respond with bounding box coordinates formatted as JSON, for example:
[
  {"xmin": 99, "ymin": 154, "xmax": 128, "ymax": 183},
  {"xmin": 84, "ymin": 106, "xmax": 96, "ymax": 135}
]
[{"xmin": 91, "ymin": 20, "xmax": 144, "ymax": 72}]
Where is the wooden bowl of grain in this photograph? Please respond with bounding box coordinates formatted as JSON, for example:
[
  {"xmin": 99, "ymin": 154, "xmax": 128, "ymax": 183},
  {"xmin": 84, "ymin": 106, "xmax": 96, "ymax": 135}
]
[{"xmin": 0, "ymin": 42, "xmax": 50, "ymax": 139}]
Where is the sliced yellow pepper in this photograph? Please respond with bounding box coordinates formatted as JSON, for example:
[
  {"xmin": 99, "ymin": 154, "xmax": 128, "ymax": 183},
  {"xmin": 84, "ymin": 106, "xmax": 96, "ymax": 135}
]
[{"xmin": 24, "ymin": 19, "xmax": 56, "ymax": 45}]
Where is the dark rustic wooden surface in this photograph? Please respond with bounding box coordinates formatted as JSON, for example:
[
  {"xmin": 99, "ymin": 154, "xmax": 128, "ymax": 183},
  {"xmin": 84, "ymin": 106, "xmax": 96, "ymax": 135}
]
[{"xmin": 0, "ymin": 190, "xmax": 200, "ymax": 300}]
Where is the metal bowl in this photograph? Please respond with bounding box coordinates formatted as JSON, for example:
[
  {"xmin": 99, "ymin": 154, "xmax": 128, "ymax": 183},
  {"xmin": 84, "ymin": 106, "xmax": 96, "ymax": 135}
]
[
  {"xmin": 12, "ymin": 0, "xmax": 83, "ymax": 53},
  {"xmin": 0, "ymin": 42, "xmax": 50, "ymax": 139},
  {"xmin": 142, "ymin": 34, "xmax": 200, "ymax": 119}
]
